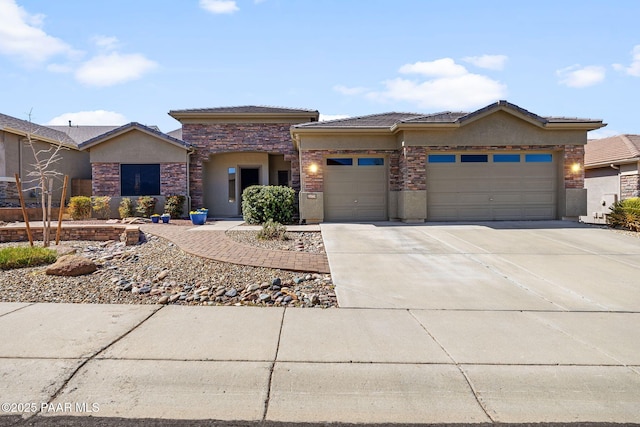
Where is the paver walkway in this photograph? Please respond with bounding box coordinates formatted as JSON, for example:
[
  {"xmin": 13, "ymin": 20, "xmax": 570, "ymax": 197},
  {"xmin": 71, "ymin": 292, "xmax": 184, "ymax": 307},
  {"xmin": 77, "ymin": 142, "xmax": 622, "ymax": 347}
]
[{"xmin": 139, "ymin": 224, "xmax": 330, "ymax": 273}]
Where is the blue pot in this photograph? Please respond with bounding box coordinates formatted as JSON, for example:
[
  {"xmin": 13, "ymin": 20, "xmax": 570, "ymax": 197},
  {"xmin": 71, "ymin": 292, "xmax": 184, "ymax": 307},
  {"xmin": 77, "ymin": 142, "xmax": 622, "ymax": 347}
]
[
  {"xmin": 190, "ymin": 212, "xmax": 207, "ymax": 225},
  {"xmin": 161, "ymin": 216, "xmax": 170, "ymax": 223},
  {"xmin": 151, "ymin": 216, "xmax": 160, "ymax": 223}
]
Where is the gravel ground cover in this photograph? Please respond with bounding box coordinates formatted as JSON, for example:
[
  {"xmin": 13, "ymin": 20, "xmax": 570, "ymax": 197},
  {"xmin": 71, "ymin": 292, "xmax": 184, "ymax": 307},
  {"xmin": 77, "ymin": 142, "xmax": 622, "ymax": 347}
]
[
  {"xmin": 0, "ymin": 231, "xmax": 337, "ymax": 307},
  {"xmin": 225, "ymin": 230, "xmax": 326, "ymax": 253}
]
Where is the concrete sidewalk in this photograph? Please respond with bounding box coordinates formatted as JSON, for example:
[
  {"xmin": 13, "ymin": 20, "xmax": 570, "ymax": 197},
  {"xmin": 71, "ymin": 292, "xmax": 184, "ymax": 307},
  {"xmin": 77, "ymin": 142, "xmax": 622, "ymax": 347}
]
[{"xmin": 1, "ymin": 302, "xmax": 639, "ymax": 424}]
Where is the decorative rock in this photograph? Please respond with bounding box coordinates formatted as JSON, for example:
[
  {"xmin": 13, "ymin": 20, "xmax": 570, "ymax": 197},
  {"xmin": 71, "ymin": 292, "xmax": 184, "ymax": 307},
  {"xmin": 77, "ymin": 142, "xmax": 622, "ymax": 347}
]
[
  {"xmin": 169, "ymin": 294, "xmax": 180, "ymax": 303},
  {"xmin": 283, "ymin": 295, "xmax": 292, "ymax": 303},
  {"xmin": 272, "ymin": 277, "xmax": 282, "ymax": 287},
  {"xmin": 150, "ymin": 288, "xmax": 163, "ymax": 296},
  {"xmin": 158, "ymin": 295, "xmax": 169, "ymax": 304},
  {"xmin": 305, "ymin": 274, "xmax": 312, "ymax": 281},
  {"xmin": 139, "ymin": 286, "xmax": 152, "ymax": 294},
  {"xmin": 260, "ymin": 282, "xmax": 270, "ymax": 289},
  {"xmin": 215, "ymin": 288, "xmax": 226, "ymax": 297},
  {"xmin": 246, "ymin": 283, "xmax": 260, "ymax": 292},
  {"xmin": 225, "ymin": 288, "xmax": 238, "ymax": 298},
  {"xmin": 259, "ymin": 293, "xmax": 271, "ymax": 302},
  {"xmin": 45, "ymin": 255, "xmax": 97, "ymax": 277},
  {"xmin": 131, "ymin": 286, "xmax": 140, "ymax": 294},
  {"xmin": 155, "ymin": 270, "xmax": 170, "ymax": 281},
  {"xmin": 293, "ymin": 277, "xmax": 304, "ymax": 284}
]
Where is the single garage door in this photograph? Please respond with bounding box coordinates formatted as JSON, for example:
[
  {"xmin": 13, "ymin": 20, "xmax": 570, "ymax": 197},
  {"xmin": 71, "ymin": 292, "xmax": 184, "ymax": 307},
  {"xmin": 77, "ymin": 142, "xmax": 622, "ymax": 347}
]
[
  {"xmin": 427, "ymin": 152, "xmax": 557, "ymax": 221},
  {"xmin": 324, "ymin": 157, "xmax": 387, "ymax": 221}
]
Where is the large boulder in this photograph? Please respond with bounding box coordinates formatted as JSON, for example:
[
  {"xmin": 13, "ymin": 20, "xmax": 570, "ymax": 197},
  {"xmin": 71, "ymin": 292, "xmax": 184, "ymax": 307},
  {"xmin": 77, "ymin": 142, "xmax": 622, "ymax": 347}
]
[{"xmin": 46, "ymin": 255, "xmax": 97, "ymax": 276}]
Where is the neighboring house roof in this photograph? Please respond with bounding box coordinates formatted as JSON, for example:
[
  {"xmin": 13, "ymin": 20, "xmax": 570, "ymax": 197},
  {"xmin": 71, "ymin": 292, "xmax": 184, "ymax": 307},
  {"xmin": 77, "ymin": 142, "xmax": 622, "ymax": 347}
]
[
  {"xmin": 77, "ymin": 122, "xmax": 191, "ymax": 151},
  {"xmin": 167, "ymin": 128, "xmax": 182, "ymax": 139},
  {"xmin": 48, "ymin": 125, "xmax": 121, "ymax": 145},
  {"xmin": 585, "ymin": 134, "xmax": 640, "ymax": 167},
  {"xmin": 169, "ymin": 105, "xmax": 320, "ymax": 123},
  {"xmin": 0, "ymin": 112, "xmax": 76, "ymax": 147},
  {"xmin": 293, "ymin": 100, "xmax": 605, "ymax": 131}
]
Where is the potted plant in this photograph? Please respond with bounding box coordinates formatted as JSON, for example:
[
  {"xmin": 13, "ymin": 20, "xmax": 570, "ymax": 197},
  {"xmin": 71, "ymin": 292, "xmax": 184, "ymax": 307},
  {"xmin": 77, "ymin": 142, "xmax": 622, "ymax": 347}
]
[
  {"xmin": 151, "ymin": 214, "xmax": 160, "ymax": 223},
  {"xmin": 161, "ymin": 213, "xmax": 171, "ymax": 224},
  {"xmin": 189, "ymin": 210, "xmax": 207, "ymax": 225}
]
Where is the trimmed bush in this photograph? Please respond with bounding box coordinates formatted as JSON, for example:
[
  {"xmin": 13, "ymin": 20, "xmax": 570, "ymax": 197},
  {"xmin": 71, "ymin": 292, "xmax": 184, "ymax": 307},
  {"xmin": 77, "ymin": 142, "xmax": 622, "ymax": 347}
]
[
  {"xmin": 607, "ymin": 197, "xmax": 640, "ymax": 231},
  {"xmin": 257, "ymin": 219, "xmax": 289, "ymax": 240},
  {"xmin": 118, "ymin": 197, "xmax": 135, "ymax": 219},
  {"xmin": 164, "ymin": 195, "xmax": 186, "ymax": 219},
  {"xmin": 242, "ymin": 185, "xmax": 295, "ymax": 225},
  {"xmin": 91, "ymin": 196, "xmax": 111, "ymax": 219},
  {"xmin": 135, "ymin": 196, "xmax": 157, "ymax": 218},
  {"xmin": 0, "ymin": 246, "xmax": 57, "ymax": 270},
  {"xmin": 67, "ymin": 196, "xmax": 92, "ymax": 220}
]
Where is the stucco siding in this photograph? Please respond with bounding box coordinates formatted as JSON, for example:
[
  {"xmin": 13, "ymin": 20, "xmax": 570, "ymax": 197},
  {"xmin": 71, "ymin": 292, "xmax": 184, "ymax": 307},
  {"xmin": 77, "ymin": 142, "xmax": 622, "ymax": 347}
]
[{"xmin": 89, "ymin": 130, "xmax": 187, "ymax": 163}]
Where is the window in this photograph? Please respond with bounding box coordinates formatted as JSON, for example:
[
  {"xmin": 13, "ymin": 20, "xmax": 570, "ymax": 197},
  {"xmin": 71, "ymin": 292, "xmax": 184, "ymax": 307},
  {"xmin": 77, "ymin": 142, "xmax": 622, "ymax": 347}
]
[
  {"xmin": 493, "ymin": 154, "xmax": 521, "ymax": 163},
  {"xmin": 121, "ymin": 164, "xmax": 160, "ymax": 196},
  {"xmin": 357, "ymin": 158, "xmax": 384, "ymax": 166},
  {"xmin": 228, "ymin": 167, "xmax": 236, "ymax": 203},
  {"xmin": 428, "ymin": 154, "xmax": 456, "ymax": 163},
  {"xmin": 525, "ymin": 154, "xmax": 553, "ymax": 163},
  {"xmin": 461, "ymin": 154, "xmax": 488, "ymax": 163},
  {"xmin": 327, "ymin": 158, "xmax": 353, "ymax": 166}
]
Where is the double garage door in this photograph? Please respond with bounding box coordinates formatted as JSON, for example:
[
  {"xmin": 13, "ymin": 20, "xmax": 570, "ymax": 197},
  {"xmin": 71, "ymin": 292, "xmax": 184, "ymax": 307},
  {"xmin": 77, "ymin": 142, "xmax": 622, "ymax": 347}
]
[
  {"xmin": 427, "ymin": 152, "xmax": 557, "ymax": 221},
  {"xmin": 324, "ymin": 157, "xmax": 387, "ymax": 222}
]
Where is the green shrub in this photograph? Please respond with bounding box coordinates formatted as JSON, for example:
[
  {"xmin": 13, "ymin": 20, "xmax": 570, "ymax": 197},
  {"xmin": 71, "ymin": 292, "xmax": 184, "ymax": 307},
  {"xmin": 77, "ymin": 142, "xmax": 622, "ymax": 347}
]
[
  {"xmin": 0, "ymin": 246, "xmax": 57, "ymax": 270},
  {"xmin": 91, "ymin": 196, "xmax": 111, "ymax": 219},
  {"xmin": 118, "ymin": 197, "xmax": 135, "ymax": 219},
  {"xmin": 242, "ymin": 185, "xmax": 295, "ymax": 225},
  {"xmin": 164, "ymin": 195, "xmax": 186, "ymax": 219},
  {"xmin": 67, "ymin": 196, "xmax": 92, "ymax": 220},
  {"xmin": 135, "ymin": 196, "xmax": 157, "ymax": 218},
  {"xmin": 257, "ymin": 219, "xmax": 289, "ymax": 240},
  {"xmin": 607, "ymin": 197, "xmax": 640, "ymax": 231}
]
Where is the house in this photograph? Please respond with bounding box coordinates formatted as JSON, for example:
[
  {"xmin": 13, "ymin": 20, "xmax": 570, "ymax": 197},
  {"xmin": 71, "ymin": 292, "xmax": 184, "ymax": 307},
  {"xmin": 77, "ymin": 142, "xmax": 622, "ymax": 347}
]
[
  {"xmin": 581, "ymin": 134, "xmax": 640, "ymax": 224},
  {"xmin": 1, "ymin": 101, "xmax": 605, "ymax": 223},
  {"xmin": 291, "ymin": 101, "xmax": 604, "ymax": 223}
]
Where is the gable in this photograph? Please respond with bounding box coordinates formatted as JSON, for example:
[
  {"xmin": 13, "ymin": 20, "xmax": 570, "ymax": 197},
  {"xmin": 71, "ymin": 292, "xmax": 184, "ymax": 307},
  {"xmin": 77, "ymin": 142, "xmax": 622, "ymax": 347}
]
[
  {"xmin": 401, "ymin": 110, "xmax": 586, "ymax": 147},
  {"xmin": 88, "ymin": 129, "xmax": 188, "ymax": 163}
]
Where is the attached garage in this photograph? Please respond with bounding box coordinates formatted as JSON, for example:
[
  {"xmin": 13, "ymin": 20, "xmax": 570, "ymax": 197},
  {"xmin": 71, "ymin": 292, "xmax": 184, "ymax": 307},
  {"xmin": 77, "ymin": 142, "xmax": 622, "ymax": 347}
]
[
  {"xmin": 324, "ymin": 157, "xmax": 387, "ymax": 221},
  {"xmin": 427, "ymin": 152, "xmax": 557, "ymax": 221}
]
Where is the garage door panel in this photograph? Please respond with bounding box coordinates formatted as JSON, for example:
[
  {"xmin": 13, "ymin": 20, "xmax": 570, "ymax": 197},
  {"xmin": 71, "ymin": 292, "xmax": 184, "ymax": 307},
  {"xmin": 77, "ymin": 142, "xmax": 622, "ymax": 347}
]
[
  {"xmin": 427, "ymin": 152, "xmax": 557, "ymax": 221},
  {"xmin": 325, "ymin": 161, "xmax": 387, "ymax": 222}
]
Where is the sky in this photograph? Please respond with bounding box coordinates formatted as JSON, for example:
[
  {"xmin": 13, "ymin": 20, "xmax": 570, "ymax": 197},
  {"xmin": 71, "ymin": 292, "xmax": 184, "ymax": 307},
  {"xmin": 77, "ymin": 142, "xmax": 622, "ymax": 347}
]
[{"xmin": 1, "ymin": 0, "xmax": 639, "ymax": 138}]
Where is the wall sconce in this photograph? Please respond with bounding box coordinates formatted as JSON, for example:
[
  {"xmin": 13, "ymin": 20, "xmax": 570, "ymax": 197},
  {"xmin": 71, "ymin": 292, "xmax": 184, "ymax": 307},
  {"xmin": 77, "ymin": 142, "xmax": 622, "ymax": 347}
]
[
  {"xmin": 308, "ymin": 163, "xmax": 319, "ymax": 174},
  {"xmin": 571, "ymin": 163, "xmax": 581, "ymax": 173}
]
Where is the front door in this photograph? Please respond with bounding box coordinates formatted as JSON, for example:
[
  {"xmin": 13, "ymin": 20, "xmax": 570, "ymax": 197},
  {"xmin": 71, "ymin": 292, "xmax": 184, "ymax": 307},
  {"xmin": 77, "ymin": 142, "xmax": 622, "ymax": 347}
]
[{"xmin": 239, "ymin": 167, "xmax": 260, "ymax": 214}]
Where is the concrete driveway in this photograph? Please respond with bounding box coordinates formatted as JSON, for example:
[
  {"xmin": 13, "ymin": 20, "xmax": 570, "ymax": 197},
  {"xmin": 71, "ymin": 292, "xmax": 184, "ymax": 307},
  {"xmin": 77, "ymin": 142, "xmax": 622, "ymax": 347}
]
[{"xmin": 321, "ymin": 221, "xmax": 640, "ymax": 311}]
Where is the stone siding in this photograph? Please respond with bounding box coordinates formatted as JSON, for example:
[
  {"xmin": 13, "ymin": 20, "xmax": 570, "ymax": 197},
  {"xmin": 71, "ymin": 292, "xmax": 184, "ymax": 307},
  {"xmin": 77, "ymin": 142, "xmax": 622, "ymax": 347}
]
[
  {"xmin": 160, "ymin": 163, "xmax": 188, "ymax": 196},
  {"xmin": 182, "ymin": 123, "xmax": 299, "ymax": 208},
  {"xmin": 92, "ymin": 163, "xmax": 120, "ymax": 196},
  {"xmin": 621, "ymin": 174, "xmax": 640, "ymax": 199},
  {"xmin": 0, "ymin": 224, "xmax": 140, "ymax": 245}
]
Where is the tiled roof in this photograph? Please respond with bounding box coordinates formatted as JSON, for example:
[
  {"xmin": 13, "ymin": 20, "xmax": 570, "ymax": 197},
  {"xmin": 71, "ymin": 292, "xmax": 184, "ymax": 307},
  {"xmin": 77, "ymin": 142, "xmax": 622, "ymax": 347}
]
[
  {"xmin": 169, "ymin": 105, "xmax": 319, "ymax": 114},
  {"xmin": 77, "ymin": 122, "xmax": 190, "ymax": 150},
  {"xmin": 295, "ymin": 112, "xmax": 424, "ymax": 128},
  {"xmin": 294, "ymin": 100, "xmax": 603, "ymax": 130},
  {"xmin": 0, "ymin": 113, "xmax": 75, "ymax": 146},
  {"xmin": 48, "ymin": 125, "xmax": 121, "ymax": 144},
  {"xmin": 585, "ymin": 134, "xmax": 640, "ymax": 166}
]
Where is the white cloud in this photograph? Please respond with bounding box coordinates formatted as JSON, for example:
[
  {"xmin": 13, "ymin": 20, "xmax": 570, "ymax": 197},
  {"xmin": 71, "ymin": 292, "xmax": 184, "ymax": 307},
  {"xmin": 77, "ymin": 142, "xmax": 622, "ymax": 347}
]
[
  {"xmin": 199, "ymin": 0, "xmax": 239, "ymax": 14},
  {"xmin": 319, "ymin": 114, "xmax": 350, "ymax": 122},
  {"xmin": 399, "ymin": 58, "xmax": 467, "ymax": 77},
  {"xmin": 92, "ymin": 35, "xmax": 119, "ymax": 51},
  {"xmin": 0, "ymin": 0, "xmax": 75, "ymax": 65},
  {"xmin": 333, "ymin": 85, "xmax": 368, "ymax": 95},
  {"xmin": 351, "ymin": 58, "xmax": 506, "ymax": 111},
  {"xmin": 75, "ymin": 52, "xmax": 157, "ymax": 87},
  {"xmin": 613, "ymin": 45, "xmax": 640, "ymax": 77},
  {"xmin": 557, "ymin": 65, "xmax": 606, "ymax": 88},
  {"xmin": 47, "ymin": 110, "xmax": 128, "ymax": 126},
  {"xmin": 462, "ymin": 54, "xmax": 508, "ymax": 70}
]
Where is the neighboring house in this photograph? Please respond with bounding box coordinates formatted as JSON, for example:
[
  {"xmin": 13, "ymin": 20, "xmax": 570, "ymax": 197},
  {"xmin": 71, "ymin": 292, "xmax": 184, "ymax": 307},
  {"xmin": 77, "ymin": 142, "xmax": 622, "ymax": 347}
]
[
  {"xmin": 0, "ymin": 113, "xmax": 92, "ymax": 207},
  {"xmin": 581, "ymin": 134, "xmax": 640, "ymax": 224},
  {"xmin": 169, "ymin": 106, "xmax": 319, "ymax": 217},
  {"xmin": 1, "ymin": 101, "xmax": 606, "ymax": 223},
  {"xmin": 291, "ymin": 101, "xmax": 604, "ymax": 223}
]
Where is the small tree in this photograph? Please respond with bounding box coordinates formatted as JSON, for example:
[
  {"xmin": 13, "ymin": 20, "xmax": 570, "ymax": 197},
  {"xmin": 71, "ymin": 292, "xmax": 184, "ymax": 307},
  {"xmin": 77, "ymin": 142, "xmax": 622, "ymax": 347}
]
[{"xmin": 20, "ymin": 112, "xmax": 68, "ymax": 247}]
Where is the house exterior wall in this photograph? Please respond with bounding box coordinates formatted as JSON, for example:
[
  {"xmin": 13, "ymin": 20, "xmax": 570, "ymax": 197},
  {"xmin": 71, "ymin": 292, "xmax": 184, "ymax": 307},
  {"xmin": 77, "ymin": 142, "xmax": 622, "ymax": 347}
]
[
  {"xmin": 88, "ymin": 130, "xmax": 187, "ymax": 163},
  {"xmin": 582, "ymin": 167, "xmax": 619, "ymax": 224},
  {"xmin": 620, "ymin": 162, "xmax": 640, "ymax": 199},
  {"xmin": 182, "ymin": 123, "xmax": 300, "ymax": 209}
]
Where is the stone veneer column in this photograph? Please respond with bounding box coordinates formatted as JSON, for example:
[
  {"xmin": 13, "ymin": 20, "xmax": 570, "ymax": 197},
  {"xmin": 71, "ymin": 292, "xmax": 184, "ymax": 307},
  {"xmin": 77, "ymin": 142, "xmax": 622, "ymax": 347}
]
[
  {"xmin": 562, "ymin": 145, "xmax": 587, "ymax": 218},
  {"xmin": 92, "ymin": 163, "xmax": 120, "ymax": 196},
  {"xmin": 398, "ymin": 146, "xmax": 427, "ymax": 222},
  {"xmin": 621, "ymin": 174, "xmax": 640, "ymax": 199}
]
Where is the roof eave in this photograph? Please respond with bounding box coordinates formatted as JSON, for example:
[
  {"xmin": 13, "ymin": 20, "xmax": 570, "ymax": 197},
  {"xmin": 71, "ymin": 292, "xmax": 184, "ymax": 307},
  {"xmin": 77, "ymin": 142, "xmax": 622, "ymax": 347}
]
[
  {"xmin": 391, "ymin": 123, "xmax": 459, "ymax": 132},
  {"xmin": 546, "ymin": 122, "xmax": 606, "ymax": 131},
  {"xmin": 79, "ymin": 125, "xmax": 189, "ymax": 151},
  {"xmin": 169, "ymin": 111, "xmax": 320, "ymax": 122},
  {"xmin": 1, "ymin": 126, "xmax": 78, "ymax": 150},
  {"xmin": 585, "ymin": 157, "xmax": 640, "ymax": 168}
]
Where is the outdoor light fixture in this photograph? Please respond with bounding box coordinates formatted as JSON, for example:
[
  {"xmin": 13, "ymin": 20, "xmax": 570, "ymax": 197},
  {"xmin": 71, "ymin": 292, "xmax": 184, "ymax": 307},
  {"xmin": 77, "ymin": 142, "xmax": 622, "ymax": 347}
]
[
  {"xmin": 571, "ymin": 163, "xmax": 581, "ymax": 173},
  {"xmin": 309, "ymin": 163, "xmax": 319, "ymax": 173}
]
